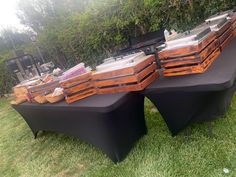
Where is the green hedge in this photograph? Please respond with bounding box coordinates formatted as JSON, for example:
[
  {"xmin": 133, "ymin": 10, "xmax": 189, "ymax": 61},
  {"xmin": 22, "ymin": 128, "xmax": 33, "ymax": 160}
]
[
  {"xmin": 1, "ymin": 0, "xmax": 236, "ymax": 93},
  {"xmin": 38, "ymin": 0, "xmax": 236, "ymax": 67},
  {"xmin": 0, "ymin": 62, "xmax": 13, "ymax": 95}
]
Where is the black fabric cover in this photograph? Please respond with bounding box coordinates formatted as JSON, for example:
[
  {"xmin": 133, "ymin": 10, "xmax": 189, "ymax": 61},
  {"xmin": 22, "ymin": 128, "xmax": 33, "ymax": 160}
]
[
  {"xmin": 145, "ymin": 84, "xmax": 236, "ymax": 135},
  {"xmin": 145, "ymin": 38, "xmax": 236, "ymax": 94},
  {"xmin": 12, "ymin": 92, "xmax": 147, "ymax": 163},
  {"xmin": 144, "ymin": 38, "xmax": 236, "ymax": 136}
]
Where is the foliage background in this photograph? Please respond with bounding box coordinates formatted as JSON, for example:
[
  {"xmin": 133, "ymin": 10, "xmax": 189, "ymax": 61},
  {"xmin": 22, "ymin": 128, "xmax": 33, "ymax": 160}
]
[{"xmin": 0, "ymin": 0, "xmax": 235, "ymax": 93}]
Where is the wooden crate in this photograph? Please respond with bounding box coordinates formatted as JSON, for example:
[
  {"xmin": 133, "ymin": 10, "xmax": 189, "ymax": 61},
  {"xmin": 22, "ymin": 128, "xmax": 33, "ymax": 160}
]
[
  {"xmin": 93, "ymin": 55, "xmax": 158, "ymax": 94},
  {"xmin": 59, "ymin": 72, "xmax": 96, "ymax": 104},
  {"xmin": 158, "ymin": 32, "xmax": 217, "ymax": 59},
  {"xmin": 160, "ymin": 39, "xmax": 219, "ymax": 68},
  {"xmin": 27, "ymin": 80, "xmax": 60, "ymax": 98},
  {"xmin": 93, "ymin": 55, "xmax": 155, "ymax": 80},
  {"xmin": 163, "ymin": 48, "xmax": 221, "ymax": 76}
]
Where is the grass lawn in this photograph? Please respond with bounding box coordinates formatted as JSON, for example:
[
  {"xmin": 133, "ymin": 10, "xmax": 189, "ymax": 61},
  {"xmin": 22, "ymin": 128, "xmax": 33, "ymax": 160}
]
[{"xmin": 1, "ymin": 96, "xmax": 236, "ymax": 177}]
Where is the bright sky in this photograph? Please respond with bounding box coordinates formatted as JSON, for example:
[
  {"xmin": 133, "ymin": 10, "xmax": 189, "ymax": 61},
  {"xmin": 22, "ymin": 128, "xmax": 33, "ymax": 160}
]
[{"xmin": 0, "ymin": 0, "xmax": 24, "ymax": 29}]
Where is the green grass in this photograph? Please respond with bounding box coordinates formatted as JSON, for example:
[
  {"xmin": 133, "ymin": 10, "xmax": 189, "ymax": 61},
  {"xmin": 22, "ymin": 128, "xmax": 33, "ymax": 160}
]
[{"xmin": 1, "ymin": 96, "xmax": 236, "ymax": 177}]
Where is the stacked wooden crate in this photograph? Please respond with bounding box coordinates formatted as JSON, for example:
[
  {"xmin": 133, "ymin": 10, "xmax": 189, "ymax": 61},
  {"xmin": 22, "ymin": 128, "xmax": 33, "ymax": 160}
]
[
  {"xmin": 92, "ymin": 53, "xmax": 158, "ymax": 94},
  {"xmin": 158, "ymin": 27, "xmax": 221, "ymax": 76},
  {"xmin": 12, "ymin": 76, "xmax": 60, "ymax": 104},
  {"xmin": 60, "ymin": 72, "xmax": 96, "ymax": 104}
]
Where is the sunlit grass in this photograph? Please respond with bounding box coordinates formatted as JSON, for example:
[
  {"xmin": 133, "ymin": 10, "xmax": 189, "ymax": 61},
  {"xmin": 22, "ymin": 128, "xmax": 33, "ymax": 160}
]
[{"xmin": 1, "ymin": 95, "xmax": 236, "ymax": 177}]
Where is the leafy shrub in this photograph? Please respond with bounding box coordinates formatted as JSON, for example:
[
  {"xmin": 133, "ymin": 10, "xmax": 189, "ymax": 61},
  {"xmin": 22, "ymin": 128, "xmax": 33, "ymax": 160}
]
[{"xmin": 36, "ymin": 0, "xmax": 236, "ymax": 67}]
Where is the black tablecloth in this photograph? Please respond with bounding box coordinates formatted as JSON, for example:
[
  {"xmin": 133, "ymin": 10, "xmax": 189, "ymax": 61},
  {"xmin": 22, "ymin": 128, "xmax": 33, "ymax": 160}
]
[
  {"xmin": 12, "ymin": 92, "xmax": 147, "ymax": 163},
  {"xmin": 146, "ymin": 38, "xmax": 236, "ymax": 93},
  {"xmin": 144, "ymin": 38, "xmax": 236, "ymax": 136}
]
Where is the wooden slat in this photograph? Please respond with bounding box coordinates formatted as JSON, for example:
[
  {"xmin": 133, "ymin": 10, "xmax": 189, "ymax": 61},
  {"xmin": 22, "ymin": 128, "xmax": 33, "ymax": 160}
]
[
  {"xmin": 161, "ymin": 56, "xmax": 201, "ymax": 68},
  {"xmin": 137, "ymin": 63, "xmax": 157, "ymax": 81},
  {"xmin": 140, "ymin": 71, "xmax": 159, "ymax": 89},
  {"xmin": 133, "ymin": 55, "xmax": 155, "ymax": 73},
  {"xmin": 94, "ymin": 62, "xmax": 157, "ymax": 87},
  {"xmin": 92, "ymin": 55, "xmax": 155, "ymax": 80},
  {"xmin": 220, "ymin": 34, "xmax": 234, "ymax": 51},
  {"xmin": 60, "ymin": 72, "xmax": 92, "ymax": 88},
  {"xmin": 93, "ymin": 67, "xmax": 135, "ymax": 80},
  {"xmin": 64, "ymin": 81, "xmax": 94, "ymax": 95},
  {"xmin": 163, "ymin": 48, "xmax": 221, "ymax": 76},
  {"xmin": 65, "ymin": 89, "xmax": 96, "ymax": 104},
  {"xmin": 97, "ymin": 84, "xmax": 141, "ymax": 94},
  {"xmin": 218, "ymin": 26, "xmax": 233, "ymax": 44},
  {"xmin": 97, "ymin": 71, "xmax": 158, "ymax": 94},
  {"xmin": 158, "ymin": 32, "xmax": 217, "ymax": 59},
  {"xmin": 160, "ymin": 39, "xmax": 219, "ymax": 68},
  {"xmin": 94, "ymin": 74, "xmax": 138, "ymax": 87}
]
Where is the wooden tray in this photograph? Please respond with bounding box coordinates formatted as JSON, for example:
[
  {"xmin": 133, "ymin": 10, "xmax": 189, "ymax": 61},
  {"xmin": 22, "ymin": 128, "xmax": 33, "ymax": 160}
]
[
  {"xmin": 96, "ymin": 71, "xmax": 159, "ymax": 94},
  {"xmin": 60, "ymin": 72, "xmax": 95, "ymax": 104},
  {"xmin": 160, "ymin": 39, "xmax": 219, "ymax": 68},
  {"xmin": 59, "ymin": 72, "xmax": 92, "ymax": 88},
  {"xmin": 163, "ymin": 48, "xmax": 221, "ymax": 76},
  {"xmin": 93, "ymin": 55, "xmax": 158, "ymax": 94},
  {"xmin": 158, "ymin": 32, "xmax": 217, "ymax": 59},
  {"xmin": 93, "ymin": 55, "xmax": 156, "ymax": 80}
]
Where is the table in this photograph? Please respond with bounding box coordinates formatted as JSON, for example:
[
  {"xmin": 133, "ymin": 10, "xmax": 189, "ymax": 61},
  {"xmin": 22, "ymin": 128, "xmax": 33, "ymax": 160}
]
[
  {"xmin": 144, "ymin": 38, "xmax": 236, "ymax": 136},
  {"xmin": 12, "ymin": 92, "xmax": 147, "ymax": 163}
]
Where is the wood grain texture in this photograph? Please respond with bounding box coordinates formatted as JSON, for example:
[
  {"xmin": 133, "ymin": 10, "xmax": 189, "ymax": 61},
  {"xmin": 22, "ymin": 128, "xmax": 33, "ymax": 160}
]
[
  {"xmin": 64, "ymin": 81, "xmax": 94, "ymax": 95},
  {"xmin": 59, "ymin": 72, "xmax": 92, "ymax": 88},
  {"xmin": 92, "ymin": 55, "xmax": 155, "ymax": 80},
  {"xmin": 158, "ymin": 32, "xmax": 217, "ymax": 59},
  {"xmin": 65, "ymin": 89, "xmax": 96, "ymax": 104},
  {"xmin": 93, "ymin": 63, "xmax": 157, "ymax": 87},
  {"xmin": 160, "ymin": 39, "xmax": 219, "ymax": 68},
  {"xmin": 163, "ymin": 48, "xmax": 221, "ymax": 76},
  {"xmin": 97, "ymin": 71, "xmax": 158, "ymax": 94},
  {"xmin": 218, "ymin": 26, "xmax": 233, "ymax": 45},
  {"xmin": 220, "ymin": 34, "xmax": 234, "ymax": 51}
]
